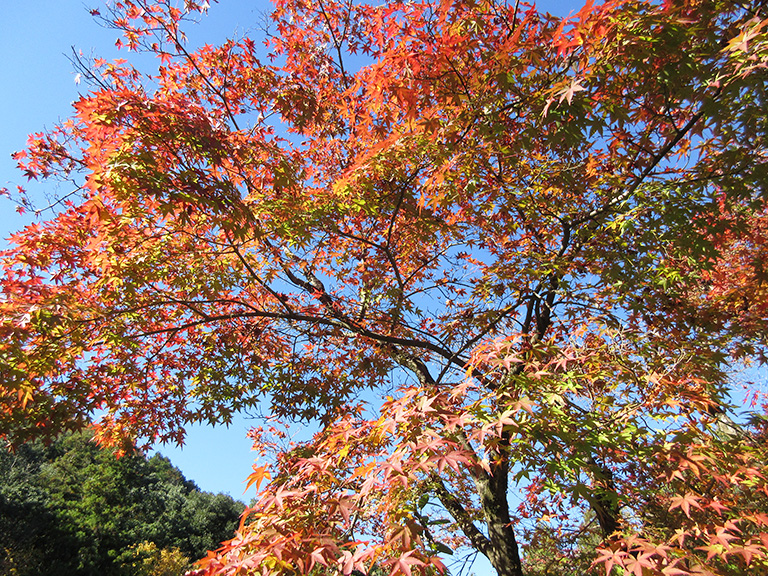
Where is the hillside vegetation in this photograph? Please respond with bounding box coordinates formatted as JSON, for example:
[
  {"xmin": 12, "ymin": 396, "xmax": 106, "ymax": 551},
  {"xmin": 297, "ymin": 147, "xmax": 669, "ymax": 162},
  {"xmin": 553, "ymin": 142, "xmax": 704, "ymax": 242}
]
[{"xmin": 0, "ymin": 432, "xmax": 245, "ymax": 575}]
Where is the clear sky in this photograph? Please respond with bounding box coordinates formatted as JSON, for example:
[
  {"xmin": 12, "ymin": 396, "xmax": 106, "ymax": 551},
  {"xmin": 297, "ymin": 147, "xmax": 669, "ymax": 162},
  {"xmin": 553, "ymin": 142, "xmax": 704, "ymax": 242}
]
[{"xmin": 0, "ymin": 0, "xmax": 582, "ymax": 506}]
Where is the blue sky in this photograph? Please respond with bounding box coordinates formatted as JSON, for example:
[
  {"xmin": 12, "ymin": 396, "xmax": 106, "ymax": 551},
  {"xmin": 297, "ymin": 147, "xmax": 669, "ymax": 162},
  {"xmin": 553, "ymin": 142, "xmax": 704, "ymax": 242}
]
[{"xmin": 0, "ymin": 0, "xmax": 582, "ymax": 506}]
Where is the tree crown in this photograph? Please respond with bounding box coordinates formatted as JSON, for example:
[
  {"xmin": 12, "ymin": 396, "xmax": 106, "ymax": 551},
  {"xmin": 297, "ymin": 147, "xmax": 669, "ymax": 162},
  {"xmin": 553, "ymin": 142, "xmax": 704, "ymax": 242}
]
[{"xmin": 2, "ymin": 0, "xmax": 768, "ymax": 574}]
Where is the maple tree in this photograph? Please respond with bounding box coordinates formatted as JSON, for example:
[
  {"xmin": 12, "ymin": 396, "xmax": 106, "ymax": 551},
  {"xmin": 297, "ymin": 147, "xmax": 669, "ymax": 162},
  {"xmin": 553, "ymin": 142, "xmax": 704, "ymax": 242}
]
[{"xmin": 1, "ymin": 0, "xmax": 768, "ymax": 574}]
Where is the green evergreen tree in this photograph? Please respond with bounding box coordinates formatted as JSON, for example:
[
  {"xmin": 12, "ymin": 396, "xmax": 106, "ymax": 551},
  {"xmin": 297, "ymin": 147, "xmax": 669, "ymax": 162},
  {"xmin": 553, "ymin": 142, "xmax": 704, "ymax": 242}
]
[{"xmin": 0, "ymin": 432, "xmax": 244, "ymax": 576}]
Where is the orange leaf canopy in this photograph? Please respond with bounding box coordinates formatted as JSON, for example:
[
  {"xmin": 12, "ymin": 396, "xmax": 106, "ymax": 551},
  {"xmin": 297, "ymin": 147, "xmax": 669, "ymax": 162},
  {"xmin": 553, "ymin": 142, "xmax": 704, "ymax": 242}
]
[{"xmin": 2, "ymin": 0, "xmax": 768, "ymax": 575}]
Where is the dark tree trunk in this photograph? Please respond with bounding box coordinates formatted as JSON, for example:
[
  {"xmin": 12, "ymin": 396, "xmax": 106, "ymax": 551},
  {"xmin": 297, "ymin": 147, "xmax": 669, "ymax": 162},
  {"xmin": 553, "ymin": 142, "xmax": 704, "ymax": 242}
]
[{"xmin": 477, "ymin": 465, "xmax": 524, "ymax": 576}]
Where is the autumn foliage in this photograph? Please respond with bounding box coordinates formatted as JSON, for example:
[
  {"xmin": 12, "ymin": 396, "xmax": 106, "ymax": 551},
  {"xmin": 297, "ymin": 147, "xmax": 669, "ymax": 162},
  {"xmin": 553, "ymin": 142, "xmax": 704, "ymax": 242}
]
[{"xmin": 2, "ymin": 0, "xmax": 768, "ymax": 574}]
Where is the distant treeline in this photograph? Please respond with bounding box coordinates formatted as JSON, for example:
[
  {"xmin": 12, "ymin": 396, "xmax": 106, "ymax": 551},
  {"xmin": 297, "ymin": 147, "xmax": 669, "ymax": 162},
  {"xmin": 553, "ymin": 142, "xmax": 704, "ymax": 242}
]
[{"xmin": 0, "ymin": 431, "xmax": 245, "ymax": 575}]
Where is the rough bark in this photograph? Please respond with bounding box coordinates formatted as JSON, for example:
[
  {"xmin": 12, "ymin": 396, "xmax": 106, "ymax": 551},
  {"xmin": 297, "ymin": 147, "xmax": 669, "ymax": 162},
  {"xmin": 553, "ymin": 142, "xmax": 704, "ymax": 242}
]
[{"xmin": 476, "ymin": 464, "xmax": 524, "ymax": 576}]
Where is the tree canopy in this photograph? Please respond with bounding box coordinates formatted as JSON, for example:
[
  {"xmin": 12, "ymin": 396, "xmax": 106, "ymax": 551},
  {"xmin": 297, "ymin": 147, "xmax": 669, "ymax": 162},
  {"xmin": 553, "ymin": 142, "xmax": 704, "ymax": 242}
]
[
  {"xmin": 0, "ymin": 431, "xmax": 244, "ymax": 575},
  {"xmin": 1, "ymin": 0, "xmax": 768, "ymax": 575}
]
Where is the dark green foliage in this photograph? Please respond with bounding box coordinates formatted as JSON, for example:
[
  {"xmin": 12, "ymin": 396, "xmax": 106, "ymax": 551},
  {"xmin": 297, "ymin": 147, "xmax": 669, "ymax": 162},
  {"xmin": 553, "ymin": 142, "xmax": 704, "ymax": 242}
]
[{"xmin": 0, "ymin": 431, "xmax": 245, "ymax": 576}]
